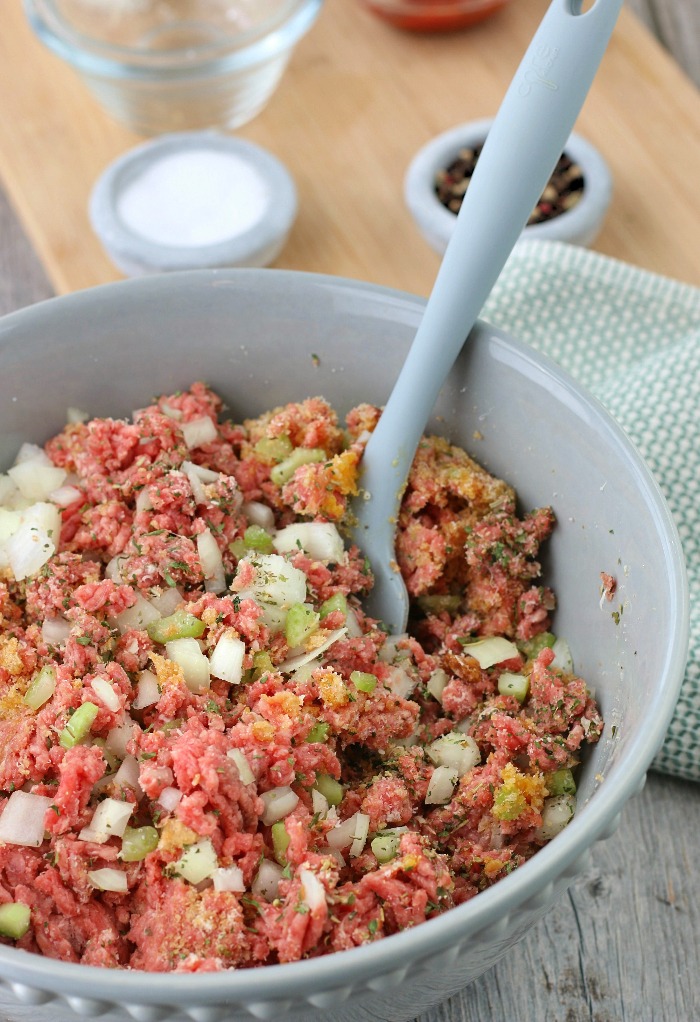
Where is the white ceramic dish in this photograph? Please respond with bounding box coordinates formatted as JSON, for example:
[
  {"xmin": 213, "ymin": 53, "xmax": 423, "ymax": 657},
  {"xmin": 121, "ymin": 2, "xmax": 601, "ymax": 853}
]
[
  {"xmin": 404, "ymin": 118, "xmax": 613, "ymax": 255},
  {"xmin": 0, "ymin": 269, "xmax": 687, "ymax": 1021},
  {"xmin": 89, "ymin": 132, "xmax": 298, "ymax": 276}
]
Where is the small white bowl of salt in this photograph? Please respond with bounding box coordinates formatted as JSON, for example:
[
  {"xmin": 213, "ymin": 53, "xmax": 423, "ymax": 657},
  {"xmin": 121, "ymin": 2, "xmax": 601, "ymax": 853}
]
[{"xmin": 89, "ymin": 132, "xmax": 298, "ymax": 276}]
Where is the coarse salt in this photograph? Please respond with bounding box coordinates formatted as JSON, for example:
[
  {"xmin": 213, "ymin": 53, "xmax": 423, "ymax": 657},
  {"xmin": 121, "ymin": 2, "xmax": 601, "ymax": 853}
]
[{"xmin": 116, "ymin": 149, "xmax": 269, "ymax": 248}]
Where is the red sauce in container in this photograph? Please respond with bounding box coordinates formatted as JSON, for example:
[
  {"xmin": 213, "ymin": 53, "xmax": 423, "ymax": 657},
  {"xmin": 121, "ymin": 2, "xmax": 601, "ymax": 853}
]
[{"xmin": 359, "ymin": 0, "xmax": 511, "ymax": 32}]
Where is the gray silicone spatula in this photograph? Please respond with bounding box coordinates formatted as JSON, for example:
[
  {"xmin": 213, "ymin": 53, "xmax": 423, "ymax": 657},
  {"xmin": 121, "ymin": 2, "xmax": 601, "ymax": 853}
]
[{"xmin": 348, "ymin": 0, "xmax": 623, "ymax": 635}]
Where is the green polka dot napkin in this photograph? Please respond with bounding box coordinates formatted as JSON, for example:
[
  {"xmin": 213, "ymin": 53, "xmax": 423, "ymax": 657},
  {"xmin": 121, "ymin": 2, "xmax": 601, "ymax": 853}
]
[{"xmin": 482, "ymin": 239, "xmax": 700, "ymax": 782}]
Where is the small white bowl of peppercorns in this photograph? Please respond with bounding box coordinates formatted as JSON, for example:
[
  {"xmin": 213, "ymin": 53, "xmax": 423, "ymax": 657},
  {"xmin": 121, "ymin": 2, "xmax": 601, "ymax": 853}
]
[{"xmin": 404, "ymin": 117, "xmax": 612, "ymax": 255}]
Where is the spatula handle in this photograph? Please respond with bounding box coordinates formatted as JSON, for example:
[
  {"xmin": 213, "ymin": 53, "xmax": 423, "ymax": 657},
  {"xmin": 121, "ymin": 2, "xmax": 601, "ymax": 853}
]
[{"xmin": 362, "ymin": 0, "xmax": 623, "ymax": 497}]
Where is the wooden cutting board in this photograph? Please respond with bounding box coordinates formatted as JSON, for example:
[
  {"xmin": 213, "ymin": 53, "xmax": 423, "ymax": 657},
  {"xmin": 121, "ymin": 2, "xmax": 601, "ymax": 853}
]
[{"xmin": 1, "ymin": 0, "xmax": 699, "ymax": 296}]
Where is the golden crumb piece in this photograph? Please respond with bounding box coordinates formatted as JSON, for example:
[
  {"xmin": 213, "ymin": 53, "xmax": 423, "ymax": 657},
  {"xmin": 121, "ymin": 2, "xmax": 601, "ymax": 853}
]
[
  {"xmin": 149, "ymin": 652, "xmax": 186, "ymax": 689},
  {"xmin": 252, "ymin": 719, "xmax": 276, "ymax": 743},
  {"xmin": 317, "ymin": 669, "xmax": 349, "ymax": 709},
  {"xmin": 0, "ymin": 637, "xmax": 25, "ymax": 677},
  {"xmin": 158, "ymin": 819, "xmax": 198, "ymax": 853}
]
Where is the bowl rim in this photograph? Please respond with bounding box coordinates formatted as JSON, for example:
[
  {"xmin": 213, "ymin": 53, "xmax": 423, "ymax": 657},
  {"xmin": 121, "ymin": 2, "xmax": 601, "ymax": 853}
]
[
  {"xmin": 404, "ymin": 117, "xmax": 613, "ymax": 253},
  {"xmin": 22, "ymin": 0, "xmax": 324, "ymax": 80},
  {"xmin": 0, "ymin": 268, "xmax": 688, "ymax": 1007}
]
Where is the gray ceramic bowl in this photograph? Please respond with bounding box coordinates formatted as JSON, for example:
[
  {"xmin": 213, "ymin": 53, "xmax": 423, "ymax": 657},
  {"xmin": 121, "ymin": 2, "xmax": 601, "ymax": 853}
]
[{"xmin": 0, "ymin": 270, "xmax": 688, "ymax": 1022}]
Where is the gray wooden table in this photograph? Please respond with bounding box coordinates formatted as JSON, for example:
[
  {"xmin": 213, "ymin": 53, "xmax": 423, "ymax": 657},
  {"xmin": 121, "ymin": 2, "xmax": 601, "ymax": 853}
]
[{"xmin": 1, "ymin": 1, "xmax": 699, "ymax": 1018}]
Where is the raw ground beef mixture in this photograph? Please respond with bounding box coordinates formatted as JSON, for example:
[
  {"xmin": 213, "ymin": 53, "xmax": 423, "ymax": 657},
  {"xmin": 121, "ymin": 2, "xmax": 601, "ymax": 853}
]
[{"xmin": 0, "ymin": 383, "xmax": 602, "ymax": 971}]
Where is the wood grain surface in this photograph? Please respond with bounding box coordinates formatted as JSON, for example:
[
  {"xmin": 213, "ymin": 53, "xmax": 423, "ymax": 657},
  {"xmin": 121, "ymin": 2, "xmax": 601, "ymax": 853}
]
[
  {"xmin": 0, "ymin": 0, "xmax": 699, "ymax": 296},
  {"xmin": 0, "ymin": 1, "xmax": 699, "ymax": 1020}
]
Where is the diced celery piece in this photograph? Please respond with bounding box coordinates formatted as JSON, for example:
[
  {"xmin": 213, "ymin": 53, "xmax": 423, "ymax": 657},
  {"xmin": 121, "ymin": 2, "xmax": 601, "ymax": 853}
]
[
  {"xmin": 23, "ymin": 665, "xmax": 56, "ymax": 711},
  {"xmin": 254, "ymin": 436, "xmax": 293, "ymax": 464},
  {"xmin": 0, "ymin": 902, "xmax": 30, "ymax": 939},
  {"xmin": 518, "ymin": 632, "xmax": 556, "ymax": 659},
  {"xmin": 243, "ymin": 525, "xmax": 274, "ymax": 554},
  {"xmin": 271, "ymin": 821, "xmax": 290, "ymax": 865},
  {"xmin": 270, "ymin": 448, "xmax": 325, "ymax": 487},
  {"xmin": 59, "ymin": 701, "xmax": 99, "ymax": 749},
  {"xmin": 120, "ymin": 825, "xmax": 159, "ymax": 862},
  {"xmin": 497, "ymin": 671, "xmax": 530, "ymax": 703},
  {"xmin": 285, "ymin": 603, "xmax": 320, "ymax": 648},
  {"xmin": 546, "ymin": 768, "xmax": 577, "ymax": 797},
  {"xmin": 416, "ymin": 594, "xmax": 461, "ymax": 616},
  {"xmin": 314, "ymin": 773, "xmax": 343, "ymax": 807},
  {"xmin": 318, "ymin": 593, "xmax": 348, "ymax": 621},
  {"xmin": 146, "ymin": 609, "xmax": 205, "ymax": 645},
  {"xmin": 371, "ymin": 831, "xmax": 401, "ymax": 864},
  {"xmin": 350, "ymin": 670, "xmax": 377, "ymax": 694},
  {"xmin": 229, "ymin": 538, "xmax": 248, "ymax": 560},
  {"xmin": 306, "ymin": 722, "xmax": 329, "ymax": 744},
  {"xmin": 252, "ymin": 651, "xmax": 274, "ymax": 681}
]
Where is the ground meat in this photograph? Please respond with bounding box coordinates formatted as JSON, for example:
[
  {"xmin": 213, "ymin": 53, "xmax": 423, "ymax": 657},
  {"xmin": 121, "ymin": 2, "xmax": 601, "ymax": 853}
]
[{"xmin": 0, "ymin": 383, "xmax": 602, "ymax": 972}]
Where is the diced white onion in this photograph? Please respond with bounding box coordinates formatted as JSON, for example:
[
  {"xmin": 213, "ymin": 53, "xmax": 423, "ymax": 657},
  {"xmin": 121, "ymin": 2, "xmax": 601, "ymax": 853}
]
[
  {"xmin": 41, "ymin": 616, "xmax": 72, "ymax": 645},
  {"xmin": 181, "ymin": 460, "xmax": 219, "ymax": 505},
  {"xmin": 344, "ymin": 608, "xmax": 363, "ymax": 638},
  {"xmin": 197, "ymin": 529, "xmax": 226, "ymax": 594},
  {"xmin": 8, "ymin": 460, "xmax": 67, "ymax": 502},
  {"xmin": 172, "ymin": 838, "xmax": 218, "ymax": 885},
  {"xmin": 115, "ymin": 594, "xmax": 161, "ymax": 635},
  {"xmin": 135, "ymin": 488, "xmax": 153, "ymax": 513},
  {"xmin": 0, "ymin": 508, "xmax": 22, "ymax": 542},
  {"xmin": 460, "ymin": 636, "xmax": 519, "ymax": 669},
  {"xmin": 104, "ymin": 556, "xmax": 125, "ymax": 583},
  {"xmin": 273, "ymin": 523, "xmax": 345, "ymax": 564},
  {"xmin": 378, "ymin": 633, "xmax": 410, "ymax": 664},
  {"xmin": 105, "ymin": 718, "xmax": 139, "ymax": 759},
  {"xmin": 87, "ymin": 868, "xmax": 128, "ymax": 893},
  {"xmin": 426, "ymin": 668, "xmax": 449, "ymax": 703},
  {"xmin": 427, "ymin": 732, "xmax": 481, "ymax": 776},
  {"xmin": 79, "ymin": 798, "xmax": 134, "ymax": 844},
  {"xmin": 148, "ymin": 587, "xmax": 183, "ymax": 617},
  {"xmin": 91, "ymin": 677, "xmax": 121, "ymax": 713},
  {"xmin": 212, "ymin": 865, "xmax": 245, "ymax": 893},
  {"xmin": 299, "ymin": 867, "xmax": 327, "ymax": 910},
  {"xmin": 48, "ymin": 484, "xmax": 82, "ymax": 508},
  {"xmin": 535, "ymin": 794, "xmax": 577, "ymax": 841},
  {"xmin": 326, "ymin": 811, "xmax": 370, "ymax": 857},
  {"xmin": 158, "ymin": 786, "xmax": 183, "ymax": 811},
  {"xmin": 252, "ymin": 859, "xmax": 284, "ymax": 902},
  {"xmin": 551, "ymin": 637, "xmax": 574, "ymax": 674},
  {"xmin": 260, "ymin": 785, "xmax": 299, "ymax": 826},
  {"xmin": 0, "ymin": 791, "xmax": 53, "ymax": 847},
  {"xmin": 67, "ymin": 407, "xmax": 89, "ymax": 424},
  {"xmin": 425, "ymin": 765, "xmax": 459, "ymax": 806},
  {"xmin": 13, "ymin": 443, "xmax": 52, "ymax": 467},
  {"xmin": 181, "ymin": 416, "xmax": 218, "ymax": 450},
  {"xmin": 5, "ymin": 503, "xmax": 61, "ymax": 580},
  {"xmin": 322, "ymin": 846, "xmax": 346, "ymax": 868},
  {"xmin": 209, "ymin": 633, "xmax": 245, "ymax": 685},
  {"xmin": 349, "ymin": 812, "xmax": 371, "ymax": 857},
  {"xmin": 227, "ymin": 748, "xmax": 255, "ymax": 786},
  {"xmin": 311, "ymin": 787, "xmax": 329, "ymax": 819},
  {"xmin": 160, "ymin": 401, "xmax": 183, "ymax": 421},
  {"xmin": 114, "ymin": 754, "xmax": 143, "ymax": 798},
  {"xmin": 132, "ymin": 669, "xmax": 160, "ymax": 710},
  {"xmin": 277, "ymin": 627, "xmax": 347, "ymax": 673},
  {"xmin": 234, "ymin": 554, "xmax": 308, "ymax": 632},
  {"xmin": 165, "ymin": 637, "xmax": 210, "ymax": 693},
  {"xmin": 386, "ymin": 664, "xmax": 416, "ymax": 699},
  {"xmin": 242, "ymin": 501, "xmax": 275, "ymax": 530}
]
